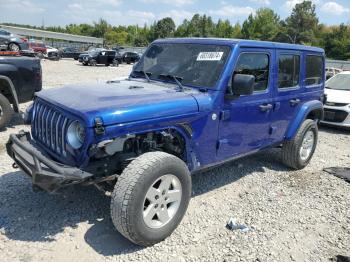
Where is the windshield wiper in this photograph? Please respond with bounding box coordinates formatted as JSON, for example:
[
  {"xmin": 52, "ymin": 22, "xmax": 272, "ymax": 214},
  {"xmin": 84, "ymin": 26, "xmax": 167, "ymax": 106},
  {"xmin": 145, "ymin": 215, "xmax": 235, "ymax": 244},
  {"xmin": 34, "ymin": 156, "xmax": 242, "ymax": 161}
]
[
  {"xmin": 159, "ymin": 74, "xmax": 184, "ymax": 91},
  {"xmin": 132, "ymin": 70, "xmax": 152, "ymax": 82}
]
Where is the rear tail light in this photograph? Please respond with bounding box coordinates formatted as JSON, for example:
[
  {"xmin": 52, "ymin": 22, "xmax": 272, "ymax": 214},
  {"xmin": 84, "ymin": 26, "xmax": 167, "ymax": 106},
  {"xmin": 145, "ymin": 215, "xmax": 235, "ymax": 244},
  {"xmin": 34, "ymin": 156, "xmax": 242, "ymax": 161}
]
[{"xmin": 20, "ymin": 38, "xmax": 28, "ymax": 43}]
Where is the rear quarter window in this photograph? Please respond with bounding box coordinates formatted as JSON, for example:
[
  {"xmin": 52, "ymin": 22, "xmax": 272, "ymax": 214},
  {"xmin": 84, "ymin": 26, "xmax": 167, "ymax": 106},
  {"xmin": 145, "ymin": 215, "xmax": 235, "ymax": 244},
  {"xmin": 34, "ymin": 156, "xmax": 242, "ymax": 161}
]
[{"xmin": 305, "ymin": 55, "xmax": 324, "ymax": 86}]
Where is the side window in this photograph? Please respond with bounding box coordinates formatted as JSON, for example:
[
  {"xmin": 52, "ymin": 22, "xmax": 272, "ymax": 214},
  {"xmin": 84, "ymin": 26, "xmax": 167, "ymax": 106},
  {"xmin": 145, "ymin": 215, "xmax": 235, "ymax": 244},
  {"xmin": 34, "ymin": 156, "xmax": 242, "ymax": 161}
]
[
  {"xmin": 234, "ymin": 53, "xmax": 269, "ymax": 92},
  {"xmin": 278, "ymin": 54, "xmax": 300, "ymax": 89},
  {"xmin": 305, "ymin": 55, "xmax": 323, "ymax": 86}
]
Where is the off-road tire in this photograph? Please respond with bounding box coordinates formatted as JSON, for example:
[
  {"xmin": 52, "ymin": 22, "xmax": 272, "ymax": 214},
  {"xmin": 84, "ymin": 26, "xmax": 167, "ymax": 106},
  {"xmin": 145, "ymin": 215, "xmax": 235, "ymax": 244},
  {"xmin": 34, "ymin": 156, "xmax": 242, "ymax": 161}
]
[
  {"xmin": 0, "ymin": 93, "xmax": 13, "ymax": 129},
  {"xmin": 111, "ymin": 151, "xmax": 191, "ymax": 246},
  {"xmin": 281, "ymin": 119, "xmax": 318, "ymax": 170}
]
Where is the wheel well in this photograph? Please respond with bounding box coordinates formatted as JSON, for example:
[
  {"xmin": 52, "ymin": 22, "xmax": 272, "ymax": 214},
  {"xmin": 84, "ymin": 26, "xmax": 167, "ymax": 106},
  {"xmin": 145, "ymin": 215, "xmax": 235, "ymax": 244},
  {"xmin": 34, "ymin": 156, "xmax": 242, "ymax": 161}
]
[
  {"xmin": 0, "ymin": 79, "xmax": 14, "ymax": 104},
  {"xmin": 87, "ymin": 129, "xmax": 188, "ymax": 177},
  {"xmin": 306, "ymin": 108, "xmax": 323, "ymax": 122}
]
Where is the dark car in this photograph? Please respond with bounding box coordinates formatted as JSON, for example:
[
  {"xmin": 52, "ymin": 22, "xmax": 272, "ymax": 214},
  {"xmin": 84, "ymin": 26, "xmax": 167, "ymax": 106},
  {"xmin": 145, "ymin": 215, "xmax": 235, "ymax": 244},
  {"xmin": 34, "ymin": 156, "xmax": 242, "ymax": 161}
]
[
  {"xmin": 122, "ymin": 51, "xmax": 140, "ymax": 64},
  {"xmin": 80, "ymin": 49, "xmax": 121, "ymax": 66},
  {"xmin": 0, "ymin": 28, "xmax": 29, "ymax": 51},
  {"xmin": 0, "ymin": 55, "xmax": 41, "ymax": 129},
  {"xmin": 78, "ymin": 48, "xmax": 102, "ymax": 63},
  {"xmin": 60, "ymin": 47, "xmax": 81, "ymax": 60},
  {"xmin": 7, "ymin": 38, "xmax": 325, "ymax": 246}
]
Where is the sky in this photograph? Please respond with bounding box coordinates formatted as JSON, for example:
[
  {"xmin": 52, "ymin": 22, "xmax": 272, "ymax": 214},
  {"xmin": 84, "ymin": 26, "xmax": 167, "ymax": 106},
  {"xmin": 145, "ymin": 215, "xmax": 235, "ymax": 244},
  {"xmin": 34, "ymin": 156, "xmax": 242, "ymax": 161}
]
[{"xmin": 1, "ymin": 0, "xmax": 350, "ymax": 27}]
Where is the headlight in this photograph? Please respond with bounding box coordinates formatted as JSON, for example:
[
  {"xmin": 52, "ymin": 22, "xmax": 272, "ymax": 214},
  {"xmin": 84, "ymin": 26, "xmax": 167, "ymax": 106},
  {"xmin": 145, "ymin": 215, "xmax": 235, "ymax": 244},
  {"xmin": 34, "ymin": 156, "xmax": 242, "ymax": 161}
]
[{"xmin": 67, "ymin": 121, "xmax": 85, "ymax": 149}]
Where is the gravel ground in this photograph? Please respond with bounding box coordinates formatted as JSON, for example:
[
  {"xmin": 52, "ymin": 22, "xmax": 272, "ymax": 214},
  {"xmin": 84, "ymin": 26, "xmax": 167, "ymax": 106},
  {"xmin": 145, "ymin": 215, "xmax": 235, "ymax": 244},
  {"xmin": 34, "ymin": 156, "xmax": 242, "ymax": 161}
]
[{"xmin": 0, "ymin": 59, "xmax": 349, "ymax": 262}]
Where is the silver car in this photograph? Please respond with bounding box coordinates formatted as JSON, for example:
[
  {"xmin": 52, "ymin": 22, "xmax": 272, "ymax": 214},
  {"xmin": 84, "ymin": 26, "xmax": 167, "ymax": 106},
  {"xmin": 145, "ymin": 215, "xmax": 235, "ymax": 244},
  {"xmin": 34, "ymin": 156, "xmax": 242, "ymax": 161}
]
[{"xmin": 0, "ymin": 28, "xmax": 29, "ymax": 51}]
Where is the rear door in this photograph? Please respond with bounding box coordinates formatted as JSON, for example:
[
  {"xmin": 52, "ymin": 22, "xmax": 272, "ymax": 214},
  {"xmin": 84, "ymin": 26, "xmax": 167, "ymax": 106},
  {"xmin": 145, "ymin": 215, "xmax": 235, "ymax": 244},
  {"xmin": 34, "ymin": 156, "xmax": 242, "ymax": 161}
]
[
  {"xmin": 217, "ymin": 48, "xmax": 275, "ymax": 160},
  {"xmin": 98, "ymin": 51, "xmax": 108, "ymax": 64},
  {"xmin": 270, "ymin": 50, "xmax": 303, "ymax": 141}
]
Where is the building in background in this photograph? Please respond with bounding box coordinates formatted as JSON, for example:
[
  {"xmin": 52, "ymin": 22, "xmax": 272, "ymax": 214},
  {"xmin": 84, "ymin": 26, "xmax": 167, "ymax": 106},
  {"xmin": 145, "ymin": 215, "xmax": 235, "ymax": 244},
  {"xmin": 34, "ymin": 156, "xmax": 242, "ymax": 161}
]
[{"xmin": 0, "ymin": 25, "xmax": 103, "ymax": 50}]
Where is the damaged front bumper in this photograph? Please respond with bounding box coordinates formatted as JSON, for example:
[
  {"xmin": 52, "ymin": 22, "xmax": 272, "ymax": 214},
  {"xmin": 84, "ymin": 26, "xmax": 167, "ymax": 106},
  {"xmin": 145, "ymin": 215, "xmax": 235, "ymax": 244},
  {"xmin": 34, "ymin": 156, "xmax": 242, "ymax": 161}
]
[{"xmin": 6, "ymin": 131, "xmax": 93, "ymax": 193}]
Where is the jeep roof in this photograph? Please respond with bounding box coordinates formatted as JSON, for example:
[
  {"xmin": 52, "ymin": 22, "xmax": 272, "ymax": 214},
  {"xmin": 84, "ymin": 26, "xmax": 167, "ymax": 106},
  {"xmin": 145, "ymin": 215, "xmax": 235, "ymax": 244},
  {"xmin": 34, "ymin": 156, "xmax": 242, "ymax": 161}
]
[{"xmin": 154, "ymin": 37, "xmax": 324, "ymax": 53}]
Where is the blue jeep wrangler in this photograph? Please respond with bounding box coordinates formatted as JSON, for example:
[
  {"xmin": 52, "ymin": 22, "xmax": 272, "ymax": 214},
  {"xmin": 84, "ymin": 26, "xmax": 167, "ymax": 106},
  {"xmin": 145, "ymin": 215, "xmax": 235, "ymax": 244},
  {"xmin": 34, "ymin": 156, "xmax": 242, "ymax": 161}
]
[{"xmin": 6, "ymin": 38, "xmax": 325, "ymax": 246}]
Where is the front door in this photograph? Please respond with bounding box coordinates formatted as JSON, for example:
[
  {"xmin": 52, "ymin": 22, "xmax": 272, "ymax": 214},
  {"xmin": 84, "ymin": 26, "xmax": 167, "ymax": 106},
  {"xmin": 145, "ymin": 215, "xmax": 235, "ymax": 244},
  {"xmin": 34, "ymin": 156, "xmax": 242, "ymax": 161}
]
[{"xmin": 217, "ymin": 49, "xmax": 275, "ymax": 161}]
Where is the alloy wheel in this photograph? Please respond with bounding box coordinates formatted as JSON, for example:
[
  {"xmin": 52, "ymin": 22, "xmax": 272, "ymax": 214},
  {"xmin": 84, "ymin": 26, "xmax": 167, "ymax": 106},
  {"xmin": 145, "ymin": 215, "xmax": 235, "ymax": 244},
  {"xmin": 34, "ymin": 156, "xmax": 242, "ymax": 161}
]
[
  {"xmin": 300, "ymin": 130, "xmax": 315, "ymax": 161},
  {"xmin": 143, "ymin": 174, "xmax": 182, "ymax": 229}
]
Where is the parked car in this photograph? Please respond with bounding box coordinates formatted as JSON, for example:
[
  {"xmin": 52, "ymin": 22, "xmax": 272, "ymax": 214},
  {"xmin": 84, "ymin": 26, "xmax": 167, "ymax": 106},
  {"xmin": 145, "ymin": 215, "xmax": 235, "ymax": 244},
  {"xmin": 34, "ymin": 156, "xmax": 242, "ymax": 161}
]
[
  {"xmin": 80, "ymin": 49, "xmax": 121, "ymax": 66},
  {"xmin": 7, "ymin": 38, "xmax": 325, "ymax": 246},
  {"xmin": 60, "ymin": 47, "xmax": 81, "ymax": 60},
  {"xmin": 321, "ymin": 72, "xmax": 350, "ymax": 128},
  {"xmin": 28, "ymin": 41, "xmax": 47, "ymax": 57},
  {"xmin": 0, "ymin": 28, "xmax": 29, "ymax": 51},
  {"xmin": 78, "ymin": 48, "xmax": 103, "ymax": 63},
  {"xmin": 0, "ymin": 55, "xmax": 41, "ymax": 129},
  {"xmin": 122, "ymin": 51, "xmax": 140, "ymax": 64},
  {"xmin": 45, "ymin": 46, "xmax": 60, "ymax": 60}
]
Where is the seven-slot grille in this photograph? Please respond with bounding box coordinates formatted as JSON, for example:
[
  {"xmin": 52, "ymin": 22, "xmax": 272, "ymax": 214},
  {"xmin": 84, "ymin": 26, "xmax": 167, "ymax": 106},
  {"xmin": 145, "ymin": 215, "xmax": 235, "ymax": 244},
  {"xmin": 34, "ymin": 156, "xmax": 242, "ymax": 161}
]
[{"xmin": 32, "ymin": 99, "xmax": 70, "ymax": 156}]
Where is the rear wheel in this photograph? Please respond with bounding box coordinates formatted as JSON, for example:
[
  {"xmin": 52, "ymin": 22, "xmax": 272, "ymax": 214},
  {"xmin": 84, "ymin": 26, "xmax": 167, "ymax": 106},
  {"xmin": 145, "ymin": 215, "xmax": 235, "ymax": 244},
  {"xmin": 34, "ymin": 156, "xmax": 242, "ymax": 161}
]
[
  {"xmin": 89, "ymin": 59, "xmax": 97, "ymax": 66},
  {"xmin": 110, "ymin": 152, "xmax": 191, "ymax": 246},
  {"xmin": 8, "ymin": 42, "xmax": 20, "ymax": 51},
  {"xmin": 0, "ymin": 93, "xmax": 13, "ymax": 129},
  {"xmin": 281, "ymin": 119, "xmax": 318, "ymax": 169}
]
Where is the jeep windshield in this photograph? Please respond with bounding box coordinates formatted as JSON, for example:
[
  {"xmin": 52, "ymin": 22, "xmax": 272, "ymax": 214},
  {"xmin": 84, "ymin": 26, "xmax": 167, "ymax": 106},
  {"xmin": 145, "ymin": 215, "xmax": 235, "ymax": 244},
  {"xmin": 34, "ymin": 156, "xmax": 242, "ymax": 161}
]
[
  {"xmin": 132, "ymin": 43, "xmax": 231, "ymax": 89},
  {"xmin": 326, "ymin": 73, "xmax": 350, "ymax": 91}
]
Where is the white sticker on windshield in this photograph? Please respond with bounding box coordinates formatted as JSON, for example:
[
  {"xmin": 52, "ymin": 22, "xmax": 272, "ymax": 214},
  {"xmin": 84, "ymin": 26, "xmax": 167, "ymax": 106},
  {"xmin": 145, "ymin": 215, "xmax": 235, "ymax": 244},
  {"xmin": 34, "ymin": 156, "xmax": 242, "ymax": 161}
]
[{"xmin": 197, "ymin": 52, "xmax": 224, "ymax": 61}]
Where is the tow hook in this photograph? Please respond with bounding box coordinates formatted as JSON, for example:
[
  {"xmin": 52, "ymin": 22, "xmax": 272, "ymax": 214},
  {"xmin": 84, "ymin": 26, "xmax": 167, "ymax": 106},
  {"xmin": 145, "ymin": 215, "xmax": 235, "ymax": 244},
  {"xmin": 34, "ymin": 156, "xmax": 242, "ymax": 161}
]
[{"xmin": 12, "ymin": 162, "xmax": 18, "ymax": 169}]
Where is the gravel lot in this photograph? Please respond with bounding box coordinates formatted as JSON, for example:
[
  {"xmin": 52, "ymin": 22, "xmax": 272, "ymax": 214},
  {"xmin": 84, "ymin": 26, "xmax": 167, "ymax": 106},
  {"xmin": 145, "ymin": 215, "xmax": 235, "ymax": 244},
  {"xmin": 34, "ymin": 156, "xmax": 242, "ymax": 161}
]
[{"xmin": 0, "ymin": 59, "xmax": 349, "ymax": 262}]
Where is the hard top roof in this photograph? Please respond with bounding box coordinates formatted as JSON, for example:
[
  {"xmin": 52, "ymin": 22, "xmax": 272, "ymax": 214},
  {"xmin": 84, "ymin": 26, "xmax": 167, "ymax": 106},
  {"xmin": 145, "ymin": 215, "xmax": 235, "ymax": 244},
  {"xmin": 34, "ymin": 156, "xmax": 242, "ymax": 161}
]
[{"xmin": 153, "ymin": 38, "xmax": 324, "ymax": 53}]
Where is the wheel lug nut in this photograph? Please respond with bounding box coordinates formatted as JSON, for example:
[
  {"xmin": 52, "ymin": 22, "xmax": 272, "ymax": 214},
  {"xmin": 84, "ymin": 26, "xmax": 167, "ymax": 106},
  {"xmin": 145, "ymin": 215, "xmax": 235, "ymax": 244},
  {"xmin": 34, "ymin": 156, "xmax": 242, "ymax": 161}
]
[
  {"xmin": 162, "ymin": 191, "xmax": 166, "ymax": 195},
  {"xmin": 161, "ymin": 204, "xmax": 164, "ymax": 208},
  {"xmin": 154, "ymin": 204, "xmax": 158, "ymax": 208},
  {"xmin": 155, "ymin": 195, "xmax": 159, "ymax": 200}
]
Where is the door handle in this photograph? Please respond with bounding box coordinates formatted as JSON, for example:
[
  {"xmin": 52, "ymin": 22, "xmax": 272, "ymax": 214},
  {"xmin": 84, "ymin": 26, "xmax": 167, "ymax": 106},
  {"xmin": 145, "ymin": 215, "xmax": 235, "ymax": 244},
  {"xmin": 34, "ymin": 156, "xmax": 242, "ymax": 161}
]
[
  {"xmin": 290, "ymin": 98, "xmax": 301, "ymax": 106},
  {"xmin": 259, "ymin": 104, "xmax": 273, "ymax": 112}
]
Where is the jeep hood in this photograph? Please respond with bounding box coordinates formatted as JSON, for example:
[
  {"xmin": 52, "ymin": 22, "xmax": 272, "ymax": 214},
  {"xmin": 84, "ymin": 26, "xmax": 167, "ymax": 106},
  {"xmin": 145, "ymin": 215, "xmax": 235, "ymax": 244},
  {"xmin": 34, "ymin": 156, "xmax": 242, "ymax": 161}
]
[{"xmin": 36, "ymin": 80, "xmax": 199, "ymax": 127}]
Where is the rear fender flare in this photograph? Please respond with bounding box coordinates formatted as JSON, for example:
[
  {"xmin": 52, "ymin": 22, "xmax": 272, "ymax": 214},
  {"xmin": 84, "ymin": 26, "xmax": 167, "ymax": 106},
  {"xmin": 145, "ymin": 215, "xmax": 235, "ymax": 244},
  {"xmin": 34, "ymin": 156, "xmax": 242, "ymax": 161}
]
[
  {"xmin": 284, "ymin": 100, "xmax": 323, "ymax": 140},
  {"xmin": 0, "ymin": 75, "xmax": 19, "ymax": 112}
]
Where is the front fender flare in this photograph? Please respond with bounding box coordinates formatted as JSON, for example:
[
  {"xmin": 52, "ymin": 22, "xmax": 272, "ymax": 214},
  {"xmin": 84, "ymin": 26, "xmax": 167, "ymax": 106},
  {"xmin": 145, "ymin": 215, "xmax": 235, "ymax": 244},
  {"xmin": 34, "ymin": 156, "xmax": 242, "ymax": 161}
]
[
  {"xmin": 0, "ymin": 75, "xmax": 19, "ymax": 112},
  {"xmin": 284, "ymin": 100, "xmax": 323, "ymax": 140}
]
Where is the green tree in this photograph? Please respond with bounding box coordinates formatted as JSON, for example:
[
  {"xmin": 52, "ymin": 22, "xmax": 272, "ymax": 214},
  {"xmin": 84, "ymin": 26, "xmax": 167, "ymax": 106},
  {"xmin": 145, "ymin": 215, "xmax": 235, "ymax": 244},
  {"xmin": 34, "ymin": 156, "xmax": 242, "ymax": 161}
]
[
  {"xmin": 241, "ymin": 8, "xmax": 280, "ymax": 41},
  {"xmin": 280, "ymin": 1, "xmax": 319, "ymax": 44},
  {"xmin": 324, "ymin": 24, "xmax": 350, "ymax": 60},
  {"xmin": 92, "ymin": 18, "xmax": 109, "ymax": 38},
  {"xmin": 154, "ymin": 17, "xmax": 176, "ymax": 39}
]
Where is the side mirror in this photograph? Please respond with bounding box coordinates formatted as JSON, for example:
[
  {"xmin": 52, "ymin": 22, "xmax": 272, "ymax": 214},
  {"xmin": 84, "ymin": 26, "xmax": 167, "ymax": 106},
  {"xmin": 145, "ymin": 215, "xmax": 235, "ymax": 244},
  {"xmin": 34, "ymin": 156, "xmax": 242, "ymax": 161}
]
[{"xmin": 230, "ymin": 74, "xmax": 255, "ymax": 96}]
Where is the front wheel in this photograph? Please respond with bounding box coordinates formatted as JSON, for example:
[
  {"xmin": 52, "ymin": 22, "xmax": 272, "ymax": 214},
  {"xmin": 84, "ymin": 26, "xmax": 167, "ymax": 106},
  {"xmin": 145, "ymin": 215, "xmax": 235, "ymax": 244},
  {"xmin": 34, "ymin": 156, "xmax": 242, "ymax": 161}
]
[
  {"xmin": 8, "ymin": 42, "xmax": 20, "ymax": 51},
  {"xmin": 0, "ymin": 93, "xmax": 13, "ymax": 129},
  {"xmin": 281, "ymin": 119, "xmax": 318, "ymax": 170},
  {"xmin": 111, "ymin": 152, "xmax": 191, "ymax": 246}
]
